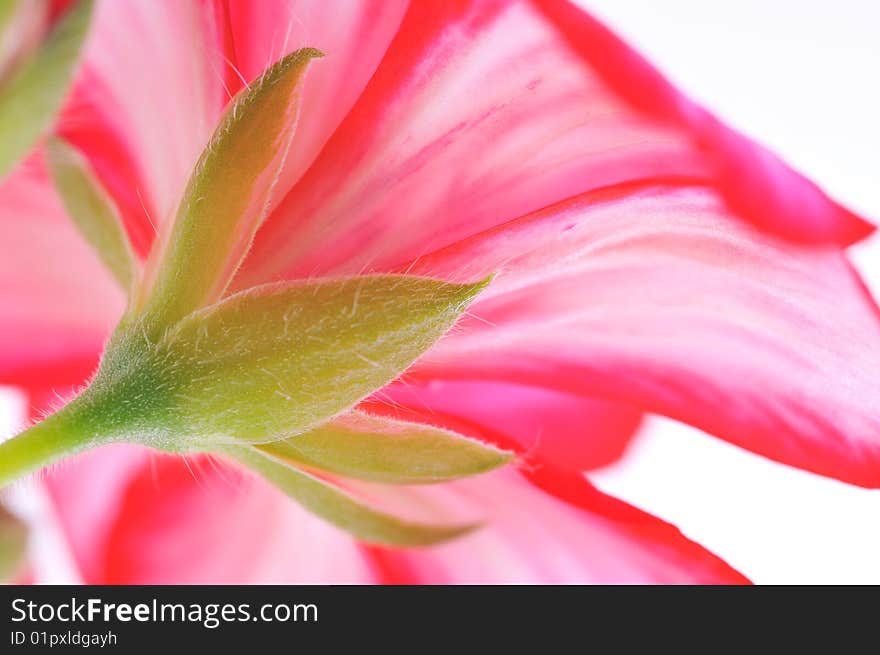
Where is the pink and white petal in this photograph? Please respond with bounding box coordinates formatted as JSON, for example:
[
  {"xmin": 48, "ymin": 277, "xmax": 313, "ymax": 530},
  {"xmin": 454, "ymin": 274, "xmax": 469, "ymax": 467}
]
[
  {"xmin": 357, "ymin": 466, "xmax": 747, "ymax": 584},
  {"xmin": 0, "ymin": 159, "xmax": 123, "ymax": 391},
  {"xmin": 45, "ymin": 449, "xmax": 377, "ymax": 584},
  {"xmin": 359, "ymin": 386, "xmax": 739, "ymax": 583},
  {"xmin": 58, "ymin": 0, "xmax": 404, "ymax": 258},
  {"xmin": 404, "ymin": 182, "xmax": 880, "ymax": 487},
  {"xmin": 59, "ymin": 0, "xmax": 226, "ymax": 247},
  {"xmin": 532, "ymin": 0, "xmax": 872, "ymax": 245},
  {"xmin": 235, "ymin": 0, "xmax": 709, "ymax": 288},
  {"xmin": 58, "ymin": 75, "xmax": 156, "ymax": 258},
  {"xmin": 42, "ymin": 445, "xmax": 150, "ymax": 583},
  {"xmin": 237, "ymin": 0, "xmax": 868, "ymax": 289},
  {"xmin": 220, "ymin": 0, "xmax": 407, "ymax": 203},
  {"xmin": 363, "ymin": 379, "xmax": 642, "ymax": 471},
  {"xmin": 45, "ymin": 446, "xmax": 745, "ymax": 584}
]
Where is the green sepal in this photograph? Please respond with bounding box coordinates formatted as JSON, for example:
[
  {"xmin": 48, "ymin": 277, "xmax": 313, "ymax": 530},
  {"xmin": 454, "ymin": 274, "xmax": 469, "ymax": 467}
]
[
  {"xmin": 0, "ymin": 0, "xmax": 42, "ymax": 82},
  {"xmin": 47, "ymin": 136, "xmax": 138, "ymax": 292},
  {"xmin": 257, "ymin": 411, "xmax": 513, "ymax": 484},
  {"xmin": 0, "ymin": 0, "xmax": 93, "ymax": 179},
  {"xmin": 138, "ymin": 47, "xmax": 323, "ymax": 333},
  {"xmin": 71, "ymin": 275, "xmax": 489, "ymax": 452},
  {"xmin": 228, "ymin": 447, "xmax": 478, "ymax": 547}
]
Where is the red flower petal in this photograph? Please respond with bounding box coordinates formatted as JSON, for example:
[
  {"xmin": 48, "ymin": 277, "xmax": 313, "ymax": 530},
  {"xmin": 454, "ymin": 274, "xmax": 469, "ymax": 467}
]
[
  {"xmin": 532, "ymin": 0, "xmax": 873, "ymax": 245},
  {"xmin": 236, "ymin": 0, "xmax": 870, "ymax": 289},
  {"xmin": 356, "ymin": 466, "xmax": 747, "ymax": 584},
  {"xmin": 44, "ymin": 446, "xmax": 745, "ymax": 584},
  {"xmin": 0, "ymin": 161, "xmax": 121, "ymax": 392},
  {"xmin": 59, "ymin": 0, "xmax": 227, "ymax": 250},
  {"xmin": 58, "ymin": 0, "xmax": 408, "ymax": 258},
  {"xmin": 236, "ymin": 0, "xmax": 707, "ymax": 286},
  {"xmin": 404, "ymin": 182, "xmax": 880, "ymax": 487},
  {"xmin": 218, "ymin": 0, "xmax": 407, "ymax": 205},
  {"xmin": 363, "ymin": 379, "xmax": 642, "ymax": 472},
  {"xmin": 45, "ymin": 447, "xmax": 377, "ymax": 584}
]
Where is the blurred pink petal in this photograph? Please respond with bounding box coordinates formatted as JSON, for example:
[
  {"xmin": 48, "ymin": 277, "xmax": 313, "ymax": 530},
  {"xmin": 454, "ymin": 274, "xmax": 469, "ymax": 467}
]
[
  {"xmin": 46, "ymin": 447, "xmax": 376, "ymax": 583},
  {"xmin": 361, "ymin": 464, "xmax": 747, "ymax": 584},
  {"xmin": 42, "ymin": 445, "xmax": 150, "ymax": 583},
  {"xmin": 59, "ymin": 0, "xmax": 225, "ymax": 245},
  {"xmin": 0, "ymin": 161, "xmax": 122, "ymax": 392},
  {"xmin": 44, "ymin": 447, "xmax": 746, "ymax": 584}
]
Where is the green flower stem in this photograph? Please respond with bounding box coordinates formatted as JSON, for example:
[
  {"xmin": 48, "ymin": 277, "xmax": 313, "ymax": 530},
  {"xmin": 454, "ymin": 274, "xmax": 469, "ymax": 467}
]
[{"xmin": 0, "ymin": 405, "xmax": 108, "ymax": 487}]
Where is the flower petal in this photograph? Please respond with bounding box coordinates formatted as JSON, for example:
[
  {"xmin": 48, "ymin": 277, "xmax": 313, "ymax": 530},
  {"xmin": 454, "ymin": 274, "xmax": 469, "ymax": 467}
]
[
  {"xmin": 230, "ymin": 446, "xmax": 479, "ymax": 547},
  {"xmin": 40, "ymin": 445, "xmax": 149, "ymax": 583},
  {"xmin": 44, "ymin": 447, "xmax": 381, "ymax": 584},
  {"xmin": 219, "ymin": 0, "xmax": 407, "ymax": 204},
  {"xmin": 532, "ymin": 0, "xmax": 873, "ymax": 245},
  {"xmin": 44, "ymin": 446, "xmax": 744, "ymax": 584},
  {"xmin": 234, "ymin": 0, "xmax": 706, "ymax": 287},
  {"xmin": 58, "ymin": 0, "xmax": 406, "ymax": 260},
  {"xmin": 366, "ymin": 379, "xmax": 642, "ymax": 472},
  {"xmin": 58, "ymin": 0, "xmax": 226, "ymax": 250},
  {"xmin": 0, "ymin": 160, "xmax": 123, "ymax": 391},
  {"xmin": 357, "ymin": 466, "xmax": 747, "ymax": 584},
  {"xmin": 405, "ymin": 182, "xmax": 880, "ymax": 487},
  {"xmin": 236, "ymin": 0, "xmax": 869, "ymax": 289}
]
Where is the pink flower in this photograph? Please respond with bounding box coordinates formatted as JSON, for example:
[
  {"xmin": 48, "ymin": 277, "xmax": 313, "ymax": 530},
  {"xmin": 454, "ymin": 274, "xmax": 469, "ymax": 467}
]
[{"xmin": 1, "ymin": 0, "xmax": 877, "ymax": 583}]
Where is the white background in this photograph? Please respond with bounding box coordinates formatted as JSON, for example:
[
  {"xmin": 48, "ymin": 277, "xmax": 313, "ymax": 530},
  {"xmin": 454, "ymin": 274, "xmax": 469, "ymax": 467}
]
[
  {"xmin": 2, "ymin": 1, "xmax": 879, "ymax": 584},
  {"xmin": 584, "ymin": 0, "xmax": 880, "ymax": 583}
]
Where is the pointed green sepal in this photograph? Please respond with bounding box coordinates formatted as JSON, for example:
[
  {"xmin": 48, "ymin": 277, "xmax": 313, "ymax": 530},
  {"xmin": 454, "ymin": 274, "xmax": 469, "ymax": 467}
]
[
  {"xmin": 139, "ymin": 47, "xmax": 323, "ymax": 332},
  {"xmin": 0, "ymin": 0, "xmax": 93, "ymax": 179},
  {"xmin": 78, "ymin": 274, "xmax": 489, "ymax": 452},
  {"xmin": 257, "ymin": 411, "xmax": 513, "ymax": 484},
  {"xmin": 228, "ymin": 447, "xmax": 478, "ymax": 546},
  {"xmin": 47, "ymin": 136, "xmax": 138, "ymax": 292}
]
